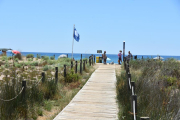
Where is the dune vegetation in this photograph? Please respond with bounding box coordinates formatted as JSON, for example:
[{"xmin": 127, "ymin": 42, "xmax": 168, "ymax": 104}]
[
  {"xmin": 116, "ymin": 58, "xmax": 180, "ymax": 120},
  {"xmin": 0, "ymin": 54, "xmax": 94, "ymax": 120}
]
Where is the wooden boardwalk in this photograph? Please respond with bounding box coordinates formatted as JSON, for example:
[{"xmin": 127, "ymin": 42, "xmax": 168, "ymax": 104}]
[{"xmin": 54, "ymin": 64, "xmax": 118, "ymax": 120}]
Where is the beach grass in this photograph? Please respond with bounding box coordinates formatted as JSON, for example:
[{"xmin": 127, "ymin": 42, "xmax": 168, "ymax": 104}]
[
  {"xmin": 116, "ymin": 58, "xmax": 180, "ymax": 120},
  {"xmin": 0, "ymin": 55, "xmax": 95, "ymax": 120}
]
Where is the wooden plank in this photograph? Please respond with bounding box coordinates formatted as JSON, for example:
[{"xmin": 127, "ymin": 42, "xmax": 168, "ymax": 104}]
[{"xmin": 53, "ymin": 64, "xmax": 118, "ymax": 120}]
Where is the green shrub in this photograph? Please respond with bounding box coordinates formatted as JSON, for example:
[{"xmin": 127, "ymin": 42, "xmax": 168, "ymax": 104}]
[
  {"xmin": 42, "ymin": 56, "xmax": 49, "ymax": 61},
  {"xmin": 14, "ymin": 53, "xmax": 22, "ymax": 60},
  {"xmin": 28, "ymin": 58, "xmax": 33, "ymax": 61},
  {"xmin": 30, "ymin": 61, "xmax": 38, "ymax": 66},
  {"xmin": 44, "ymin": 101, "xmax": 52, "ymax": 111},
  {"xmin": 24, "ymin": 62, "xmax": 30, "ymax": 66},
  {"xmin": 37, "ymin": 108, "xmax": 43, "ymax": 116},
  {"xmin": 57, "ymin": 58, "xmax": 71, "ymax": 63},
  {"xmin": 14, "ymin": 63, "xmax": 21, "ymax": 68},
  {"xmin": 15, "ymin": 58, "xmax": 19, "ymax": 62},
  {"xmin": 37, "ymin": 54, "xmax": 41, "ymax": 59},
  {"xmin": 26, "ymin": 54, "xmax": 34, "ymax": 58},
  {"xmin": 117, "ymin": 59, "xmax": 180, "ymax": 119},
  {"xmin": 48, "ymin": 60, "xmax": 56, "ymax": 65},
  {"xmin": 1, "ymin": 56, "xmax": 8, "ymax": 61},
  {"xmin": 8, "ymin": 56, "xmax": 12, "ymax": 60},
  {"xmin": 4, "ymin": 61, "xmax": 9, "ymax": 68},
  {"xmin": 50, "ymin": 56, "xmax": 55, "ymax": 60},
  {"xmin": 65, "ymin": 69, "xmax": 80, "ymax": 83},
  {"xmin": 43, "ymin": 65, "xmax": 49, "ymax": 71},
  {"xmin": 42, "ymin": 80, "xmax": 58, "ymax": 100}
]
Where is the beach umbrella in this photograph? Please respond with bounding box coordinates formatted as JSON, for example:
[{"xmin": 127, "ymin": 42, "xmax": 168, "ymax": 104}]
[
  {"xmin": 153, "ymin": 56, "xmax": 164, "ymax": 60},
  {"xmin": 12, "ymin": 50, "xmax": 20, "ymax": 55},
  {"xmin": 107, "ymin": 57, "xmax": 111, "ymax": 61},
  {"xmin": 58, "ymin": 54, "xmax": 67, "ymax": 58}
]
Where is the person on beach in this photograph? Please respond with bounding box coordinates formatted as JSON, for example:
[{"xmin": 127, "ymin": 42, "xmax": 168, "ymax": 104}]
[
  {"xmin": 118, "ymin": 50, "xmax": 122, "ymax": 65},
  {"xmin": 127, "ymin": 51, "xmax": 133, "ymax": 60},
  {"xmin": 102, "ymin": 51, "xmax": 107, "ymax": 64}
]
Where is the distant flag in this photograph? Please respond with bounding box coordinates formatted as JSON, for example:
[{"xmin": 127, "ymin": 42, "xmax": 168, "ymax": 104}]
[{"xmin": 73, "ymin": 28, "xmax": 80, "ymax": 42}]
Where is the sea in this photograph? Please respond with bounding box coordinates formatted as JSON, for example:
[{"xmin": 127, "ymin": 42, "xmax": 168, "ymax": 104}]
[{"xmin": 4, "ymin": 52, "xmax": 180, "ymax": 64}]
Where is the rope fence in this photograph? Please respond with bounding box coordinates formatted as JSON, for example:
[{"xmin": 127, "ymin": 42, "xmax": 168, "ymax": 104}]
[
  {"xmin": 0, "ymin": 54, "xmax": 95, "ymax": 102},
  {"xmin": 124, "ymin": 58, "xmax": 150, "ymax": 120},
  {"xmin": 0, "ymin": 86, "xmax": 24, "ymax": 102}
]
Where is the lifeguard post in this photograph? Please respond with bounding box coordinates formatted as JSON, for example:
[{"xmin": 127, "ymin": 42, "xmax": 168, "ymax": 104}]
[{"xmin": 96, "ymin": 50, "xmax": 103, "ymax": 63}]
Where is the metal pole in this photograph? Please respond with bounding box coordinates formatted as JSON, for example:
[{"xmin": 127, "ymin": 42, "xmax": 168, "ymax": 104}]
[{"xmin": 72, "ymin": 25, "xmax": 75, "ymax": 59}]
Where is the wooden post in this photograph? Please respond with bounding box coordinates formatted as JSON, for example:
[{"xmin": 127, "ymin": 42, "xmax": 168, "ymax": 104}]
[
  {"xmin": 142, "ymin": 56, "xmax": 143, "ymax": 59},
  {"xmin": 71, "ymin": 61, "xmax": 73, "ymax": 69},
  {"xmin": 123, "ymin": 41, "xmax": 125, "ymax": 61},
  {"xmin": 131, "ymin": 95, "xmax": 137, "ymax": 120},
  {"xmin": 75, "ymin": 61, "xmax": 77, "ymax": 73},
  {"xmin": 92, "ymin": 55, "xmax": 93, "ymax": 65},
  {"xmin": 83, "ymin": 60, "xmax": 85, "ymax": 71},
  {"xmin": 140, "ymin": 117, "xmax": 150, "ymax": 120},
  {"xmin": 159, "ymin": 56, "xmax": 160, "ymax": 60},
  {"xmin": 55, "ymin": 67, "xmax": 58, "ymax": 83},
  {"xmin": 94, "ymin": 55, "xmax": 95, "ymax": 63},
  {"xmin": 67, "ymin": 54, "xmax": 68, "ymax": 58},
  {"xmin": 89, "ymin": 56, "xmax": 91, "ymax": 66},
  {"xmin": 134, "ymin": 55, "xmax": 137, "ymax": 60},
  {"xmin": 131, "ymin": 81, "xmax": 135, "ymax": 95},
  {"xmin": 126, "ymin": 67, "xmax": 130, "ymax": 75},
  {"xmin": 127, "ymin": 62, "xmax": 129, "ymax": 68},
  {"xmin": 22, "ymin": 80, "xmax": 26, "ymax": 100},
  {"xmin": 64, "ymin": 65, "xmax": 66, "ymax": 77},
  {"xmin": 81, "ymin": 54, "xmax": 82, "ymax": 60},
  {"xmin": 80, "ymin": 59, "xmax": 82, "ymax": 74},
  {"xmin": 22, "ymin": 80, "xmax": 27, "ymax": 119},
  {"xmin": 86, "ymin": 59, "xmax": 87, "ymax": 64},
  {"xmin": 42, "ymin": 72, "xmax": 45, "ymax": 83}
]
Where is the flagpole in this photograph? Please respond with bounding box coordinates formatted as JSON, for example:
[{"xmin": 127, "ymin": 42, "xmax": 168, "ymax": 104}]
[{"xmin": 72, "ymin": 25, "xmax": 75, "ymax": 60}]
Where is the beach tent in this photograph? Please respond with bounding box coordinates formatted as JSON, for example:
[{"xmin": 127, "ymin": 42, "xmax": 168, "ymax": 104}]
[
  {"xmin": 58, "ymin": 54, "xmax": 67, "ymax": 58},
  {"xmin": 153, "ymin": 56, "xmax": 164, "ymax": 60},
  {"xmin": 107, "ymin": 57, "xmax": 111, "ymax": 61}
]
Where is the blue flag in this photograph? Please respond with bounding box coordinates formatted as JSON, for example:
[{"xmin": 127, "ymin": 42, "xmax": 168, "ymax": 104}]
[{"xmin": 74, "ymin": 28, "xmax": 80, "ymax": 42}]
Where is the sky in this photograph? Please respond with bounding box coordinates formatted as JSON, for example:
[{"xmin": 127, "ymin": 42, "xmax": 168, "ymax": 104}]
[{"xmin": 0, "ymin": 0, "xmax": 180, "ymax": 56}]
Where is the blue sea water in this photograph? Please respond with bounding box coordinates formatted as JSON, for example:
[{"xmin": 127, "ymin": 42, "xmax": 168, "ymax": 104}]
[{"xmin": 4, "ymin": 52, "xmax": 180, "ymax": 64}]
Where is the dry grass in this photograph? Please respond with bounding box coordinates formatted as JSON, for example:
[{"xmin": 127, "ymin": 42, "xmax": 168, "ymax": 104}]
[
  {"xmin": 116, "ymin": 58, "xmax": 180, "ymax": 120},
  {"xmin": 0, "ymin": 56, "xmax": 95, "ymax": 120}
]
